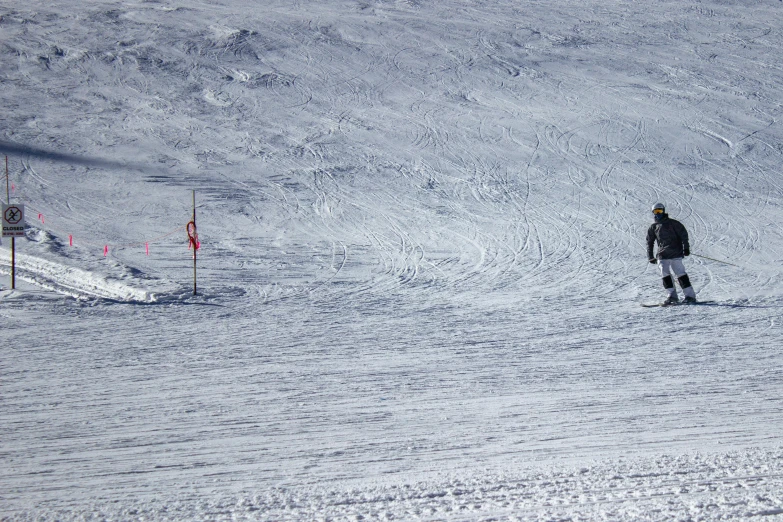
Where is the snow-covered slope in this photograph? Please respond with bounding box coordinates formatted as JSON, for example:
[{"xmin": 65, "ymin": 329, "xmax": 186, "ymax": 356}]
[{"xmin": 2, "ymin": 1, "xmax": 783, "ymax": 519}]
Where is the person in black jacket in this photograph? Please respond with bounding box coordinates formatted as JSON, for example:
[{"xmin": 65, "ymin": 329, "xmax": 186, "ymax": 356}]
[{"xmin": 646, "ymin": 203, "xmax": 697, "ymax": 305}]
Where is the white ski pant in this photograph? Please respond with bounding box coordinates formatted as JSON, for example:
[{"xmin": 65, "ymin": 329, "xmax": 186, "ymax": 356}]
[{"xmin": 658, "ymin": 258, "xmax": 696, "ymax": 298}]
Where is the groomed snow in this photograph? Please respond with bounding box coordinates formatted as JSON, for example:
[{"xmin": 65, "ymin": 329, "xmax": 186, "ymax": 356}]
[{"xmin": 2, "ymin": 0, "xmax": 783, "ymax": 519}]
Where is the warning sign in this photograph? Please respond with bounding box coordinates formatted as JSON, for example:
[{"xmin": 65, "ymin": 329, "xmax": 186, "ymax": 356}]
[{"xmin": 2, "ymin": 204, "xmax": 26, "ymax": 237}]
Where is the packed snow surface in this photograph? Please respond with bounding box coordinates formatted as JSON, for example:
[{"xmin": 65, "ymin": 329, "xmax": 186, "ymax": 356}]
[{"xmin": 2, "ymin": 0, "xmax": 783, "ymax": 519}]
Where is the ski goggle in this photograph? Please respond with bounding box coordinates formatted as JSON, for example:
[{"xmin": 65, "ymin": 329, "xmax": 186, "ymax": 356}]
[{"xmin": 652, "ymin": 208, "xmax": 664, "ymax": 215}]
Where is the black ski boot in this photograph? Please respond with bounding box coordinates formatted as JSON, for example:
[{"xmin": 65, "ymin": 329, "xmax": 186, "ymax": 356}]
[{"xmin": 663, "ymin": 295, "xmax": 680, "ymax": 306}]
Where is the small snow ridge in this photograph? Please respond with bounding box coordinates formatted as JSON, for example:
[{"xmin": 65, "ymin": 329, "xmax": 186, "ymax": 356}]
[
  {"xmin": 0, "ymin": 251, "xmax": 156, "ymax": 303},
  {"xmin": 208, "ymin": 25, "xmax": 244, "ymax": 42},
  {"xmin": 203, "ymin": 88, "xmax": 233, "ymax": 107}
]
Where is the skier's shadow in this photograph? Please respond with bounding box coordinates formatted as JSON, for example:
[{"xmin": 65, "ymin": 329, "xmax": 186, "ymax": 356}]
[{"xmin": 694, "ymin": 301, "xmax": 777, "ymax": 309}]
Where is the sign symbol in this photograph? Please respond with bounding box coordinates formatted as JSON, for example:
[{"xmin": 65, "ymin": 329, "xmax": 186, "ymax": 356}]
[
  {"xmin": 4, "ymin": 206, "xmax": 22, "ymax": 224},
  {"xmin": 3, "ymin": 203, "xmax": 26, "ymax": 237}
]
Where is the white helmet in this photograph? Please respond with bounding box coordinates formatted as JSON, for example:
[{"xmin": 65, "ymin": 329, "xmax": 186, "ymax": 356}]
[{"xmin": 652, "ymin": 202, "xmax": 665, "ymax": 213}]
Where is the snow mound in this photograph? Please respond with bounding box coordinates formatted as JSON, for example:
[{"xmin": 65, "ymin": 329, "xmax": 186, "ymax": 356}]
[{"xmin": 0, "ymin": 249, "xmax": 157, "ymax": 302}]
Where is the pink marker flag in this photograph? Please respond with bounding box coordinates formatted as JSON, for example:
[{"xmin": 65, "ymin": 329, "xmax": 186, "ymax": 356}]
[
  {"xmin": 69, "ymin": 234, "xmax": 73, "ymax": 246},
  {"xmin": 38, "ymin": 213, "xmax": 44, "ymax": 224},
  {"xmin": 145, "ymin": 242, "xmax": 149, "ymax": 256},
  {"xmin": 104, "ymin": 245, "xmax": 109, "ymax": 257}
]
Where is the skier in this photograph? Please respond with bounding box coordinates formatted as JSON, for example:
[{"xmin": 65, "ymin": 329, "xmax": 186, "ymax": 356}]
[{"xmin": 646, "ymin": 203, "xmax": 697, "ymax": 305}]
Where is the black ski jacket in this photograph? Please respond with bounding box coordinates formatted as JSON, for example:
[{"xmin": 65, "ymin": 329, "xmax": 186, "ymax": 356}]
[{"xmin": 647, "ymin": 215, "xmax": 689, "ymax": 260}]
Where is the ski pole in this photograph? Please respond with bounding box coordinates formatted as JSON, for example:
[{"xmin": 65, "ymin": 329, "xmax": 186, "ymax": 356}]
[{"xmin": 692, "ymin": 253, "xmax": 740, "ymax": 267}]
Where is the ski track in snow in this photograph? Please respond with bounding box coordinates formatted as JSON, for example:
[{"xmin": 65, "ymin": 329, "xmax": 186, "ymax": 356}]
[{"xmin": 2, "ymin": 0, "xmax": 783, "ymax": 519}]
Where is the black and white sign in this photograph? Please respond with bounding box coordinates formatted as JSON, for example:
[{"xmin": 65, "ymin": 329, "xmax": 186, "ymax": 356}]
[{"xmin": 2, "ymin": 203, "xmax": 26, "ymax": 237}]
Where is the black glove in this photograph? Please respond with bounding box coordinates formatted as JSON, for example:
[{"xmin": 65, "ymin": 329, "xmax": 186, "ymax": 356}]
[
  {"xmin": 684, "ymin": 248, "xmax": 690, "ymax": 256},
  {"xmin": 649, "ymin": 258, "xmax": 657, "ymax": 264}
]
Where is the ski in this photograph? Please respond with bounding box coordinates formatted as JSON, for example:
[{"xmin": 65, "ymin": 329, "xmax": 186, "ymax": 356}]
[{"xmin": 641, "ymin": 300, "xmax": 714, "ymax": 308}]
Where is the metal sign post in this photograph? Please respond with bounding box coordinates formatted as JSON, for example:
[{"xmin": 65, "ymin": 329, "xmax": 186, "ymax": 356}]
[
  {"xmin": 6, "ymin": 156, "xmax": 9, "ymax": 291},
  {"xmin": 4, "ymin": 157, "xmax": 25, "ymax": 289},
  {"xmin": 3, "ymin": 204, "xmax": 25, "ymax": 290},
  {"xmin": 3, "ymin": 156, "xmax": 19, "ymax": 289}
]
